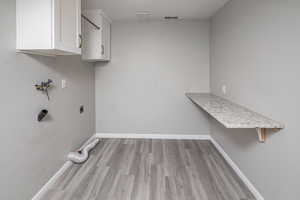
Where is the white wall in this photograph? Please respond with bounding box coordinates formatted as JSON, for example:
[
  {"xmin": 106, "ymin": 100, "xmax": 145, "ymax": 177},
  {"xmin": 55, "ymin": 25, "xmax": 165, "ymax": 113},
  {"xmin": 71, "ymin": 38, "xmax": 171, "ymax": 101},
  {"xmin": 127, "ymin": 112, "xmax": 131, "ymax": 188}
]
[
  {"xmin": 95, "ymin": 20, "xmax": 210, "ymax": 135},
  {"xmin": 0, "ymin": 1, "xmax": 95, "ymax": 199},
  {"xmin": 211, "ymin": 0, "xmax": 300, "ymax": 199}
]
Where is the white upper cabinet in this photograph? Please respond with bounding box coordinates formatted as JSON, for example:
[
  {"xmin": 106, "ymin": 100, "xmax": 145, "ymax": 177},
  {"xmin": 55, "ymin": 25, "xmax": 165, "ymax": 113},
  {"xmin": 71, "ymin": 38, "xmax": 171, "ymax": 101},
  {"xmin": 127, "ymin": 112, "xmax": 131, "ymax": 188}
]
[
  {"xmin": 16, "ymin": 0, "xmax": 82, "ymax": 56},
  {"xmin": 82, "ymin": 10, "xmax": 111, "ymax": 61}
]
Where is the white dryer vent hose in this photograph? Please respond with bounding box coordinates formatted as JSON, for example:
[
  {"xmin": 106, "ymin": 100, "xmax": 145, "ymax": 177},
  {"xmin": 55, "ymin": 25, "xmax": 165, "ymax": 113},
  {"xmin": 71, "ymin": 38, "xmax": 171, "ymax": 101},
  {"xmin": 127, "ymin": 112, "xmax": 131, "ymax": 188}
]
[{"xmin": 67, "ymin": 138, "xmax": 100, "ymax": 164}]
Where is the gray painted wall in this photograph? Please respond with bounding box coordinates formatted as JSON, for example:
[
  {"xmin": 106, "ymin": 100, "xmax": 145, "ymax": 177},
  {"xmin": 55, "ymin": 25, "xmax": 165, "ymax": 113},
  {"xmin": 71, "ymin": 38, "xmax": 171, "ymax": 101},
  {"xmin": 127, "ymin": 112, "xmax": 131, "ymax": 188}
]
[
  {"xmin": 95, "ymin": 20, "xmax": 210, "ymax": 135},
  {"xmin": 0, "ymin": 1, "xmax": 95, "ymax": 199},
  {"xmin": 211, "ymin": 0, "xmax": 300, "ymax": 199}
]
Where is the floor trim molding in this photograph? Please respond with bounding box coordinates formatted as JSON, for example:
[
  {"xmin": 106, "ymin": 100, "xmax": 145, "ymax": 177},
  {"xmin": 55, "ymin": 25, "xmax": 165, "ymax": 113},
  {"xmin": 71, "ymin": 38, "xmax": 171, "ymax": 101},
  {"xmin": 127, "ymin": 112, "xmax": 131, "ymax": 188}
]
[
  {"xmin": 31, "ymin": 161, "xmax": 73, "ymax": 200},
  {"xmin": 209, "ymin": 137, "xmax": 264, "ymax": 200},
  {"xmin": 32, "ymin": 133, "xmax": 264, "ymax": 200},
  {"xmin": 95, "ymin": 133, "xmax": 211, "ymax": 140},
  {"xmin": 31, "ymin": 136, "xmax": 97, "ymax": 200}
]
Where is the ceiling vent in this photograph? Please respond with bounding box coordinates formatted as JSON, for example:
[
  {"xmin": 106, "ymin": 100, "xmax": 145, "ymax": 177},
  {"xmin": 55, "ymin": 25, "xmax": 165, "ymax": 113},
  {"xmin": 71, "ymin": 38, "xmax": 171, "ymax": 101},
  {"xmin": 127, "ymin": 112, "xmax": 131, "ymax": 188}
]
[{"xmin": 164, "ymin": 16, "xmax": 179, "ymax": 20}]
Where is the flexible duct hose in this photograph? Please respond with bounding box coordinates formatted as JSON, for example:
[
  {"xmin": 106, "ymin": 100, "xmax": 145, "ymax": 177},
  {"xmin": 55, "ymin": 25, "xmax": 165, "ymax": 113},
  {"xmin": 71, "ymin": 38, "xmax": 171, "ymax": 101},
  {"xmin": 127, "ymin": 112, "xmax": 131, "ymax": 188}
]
[{"xmin": 67, "ymin": 138, "xmax": 100, "ymax": 164}]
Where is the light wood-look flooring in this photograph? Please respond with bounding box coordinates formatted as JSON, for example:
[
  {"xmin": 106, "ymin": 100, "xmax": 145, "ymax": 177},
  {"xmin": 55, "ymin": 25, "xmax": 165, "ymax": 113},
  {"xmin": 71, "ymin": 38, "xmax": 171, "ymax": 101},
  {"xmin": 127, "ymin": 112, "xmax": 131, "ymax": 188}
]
[{"xmin": 42, "ymin": 139, "xmax": 255, "ymax": 200}]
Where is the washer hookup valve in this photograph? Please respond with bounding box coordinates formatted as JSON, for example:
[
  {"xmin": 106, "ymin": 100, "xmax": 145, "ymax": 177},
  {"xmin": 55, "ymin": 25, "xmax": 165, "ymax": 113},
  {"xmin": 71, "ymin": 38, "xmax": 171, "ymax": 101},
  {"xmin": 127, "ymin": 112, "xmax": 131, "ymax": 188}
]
[{"xmin": 35, "ymin": 79, "xmax": 53, "ymax": 100}]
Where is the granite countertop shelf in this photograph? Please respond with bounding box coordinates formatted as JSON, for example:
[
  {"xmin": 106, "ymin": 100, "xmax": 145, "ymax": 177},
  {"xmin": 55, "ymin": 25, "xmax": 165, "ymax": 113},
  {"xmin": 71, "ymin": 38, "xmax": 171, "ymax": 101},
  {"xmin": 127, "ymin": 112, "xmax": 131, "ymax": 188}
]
[{"xmin": 186, "ymin": 93, "xmax": 284, "ymax": 143}]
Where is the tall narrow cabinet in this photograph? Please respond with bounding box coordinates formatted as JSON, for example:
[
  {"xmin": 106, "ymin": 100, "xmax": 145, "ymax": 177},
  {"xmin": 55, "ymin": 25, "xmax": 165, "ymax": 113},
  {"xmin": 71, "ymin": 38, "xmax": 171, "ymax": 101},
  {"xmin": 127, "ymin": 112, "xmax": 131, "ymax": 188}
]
[{"xmin": 82, "ymin": 10, "xmax": 111, "ymax": 61}]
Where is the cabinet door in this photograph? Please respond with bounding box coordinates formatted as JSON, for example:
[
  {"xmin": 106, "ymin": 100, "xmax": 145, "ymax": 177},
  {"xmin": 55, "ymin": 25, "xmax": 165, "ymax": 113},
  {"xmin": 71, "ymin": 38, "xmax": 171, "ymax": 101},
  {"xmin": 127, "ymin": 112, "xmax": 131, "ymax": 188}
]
[
  {"xmin": 82, "ymin": 10, "xmax": 102, "ymax": 60},
  {"xmin": 54, "ymin": 0, "xmax": 81, "ymax": 54},
  {"xmin": 81, "ymin": 10, "xmax": 111, "ymax": 61},
  {"xmin": 101, "ymin": 17, "xmax": 111, "ymax": 60}
]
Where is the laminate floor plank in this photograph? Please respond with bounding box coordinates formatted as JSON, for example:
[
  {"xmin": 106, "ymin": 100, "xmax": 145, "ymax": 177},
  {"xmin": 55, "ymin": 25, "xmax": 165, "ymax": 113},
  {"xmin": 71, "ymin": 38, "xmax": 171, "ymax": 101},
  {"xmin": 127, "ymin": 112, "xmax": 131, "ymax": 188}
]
[{"xmin": 40, "ymin": 139, "xmax": 256, "ymax": 200}]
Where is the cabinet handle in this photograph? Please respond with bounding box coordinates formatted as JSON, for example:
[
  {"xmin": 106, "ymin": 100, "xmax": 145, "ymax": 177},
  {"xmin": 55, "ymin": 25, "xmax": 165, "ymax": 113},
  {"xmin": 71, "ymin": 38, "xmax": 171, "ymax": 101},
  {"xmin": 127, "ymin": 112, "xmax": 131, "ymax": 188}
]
[
  {"xmin": 78, "ymin": 34, "xmax": 82, "ymax": 48},
  {"xmin": 101, "ymin": 44, "xmax": 104, "ymax": 55}
]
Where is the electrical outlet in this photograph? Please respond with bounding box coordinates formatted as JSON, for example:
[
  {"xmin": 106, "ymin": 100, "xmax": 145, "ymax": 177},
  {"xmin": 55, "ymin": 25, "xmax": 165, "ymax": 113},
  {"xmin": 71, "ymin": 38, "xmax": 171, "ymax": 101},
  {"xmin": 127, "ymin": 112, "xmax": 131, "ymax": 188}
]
[
  {"xmin": 62, "ymin": 80, "xmax": 67, "ymax": 89},
  {"xmin": 80, "ymin": 105, "xmax": 84, "ymax": 114},
  {"xmin": 222, "ymin": 85, "xmax": 227, "ymax": 95}
]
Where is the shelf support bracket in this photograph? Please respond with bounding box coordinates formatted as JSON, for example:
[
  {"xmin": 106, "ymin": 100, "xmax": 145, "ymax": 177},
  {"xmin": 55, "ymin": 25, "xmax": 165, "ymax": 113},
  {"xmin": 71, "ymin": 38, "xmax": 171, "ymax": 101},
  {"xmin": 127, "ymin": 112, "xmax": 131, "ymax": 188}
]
[{"xmin": 256, "ymin": 128, "xmax": 267, "ymax": 143}]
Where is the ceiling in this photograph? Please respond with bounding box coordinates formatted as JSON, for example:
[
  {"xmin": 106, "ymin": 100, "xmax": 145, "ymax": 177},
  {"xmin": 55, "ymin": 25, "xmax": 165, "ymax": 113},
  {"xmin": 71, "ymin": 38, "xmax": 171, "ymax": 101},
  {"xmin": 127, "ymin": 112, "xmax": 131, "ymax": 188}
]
[{"xmin": 86, "ymin": 0, "xmax": 230, "ymax": 21}]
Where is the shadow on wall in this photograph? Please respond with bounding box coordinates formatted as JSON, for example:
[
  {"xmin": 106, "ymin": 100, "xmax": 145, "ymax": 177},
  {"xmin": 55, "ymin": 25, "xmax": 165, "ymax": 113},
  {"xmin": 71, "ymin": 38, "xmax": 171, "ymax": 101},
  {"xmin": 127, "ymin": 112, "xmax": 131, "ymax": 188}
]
[
  {"xmin": 24, "ymin": 54, "xmax": 92, "ymax": 77},
  {"xmin": 210, "ymin": 117, "xmax": 260, "ymax": 149},
  {"xmin": 94, "ymin": 61, "xmax": 110, "ymax": 68}
]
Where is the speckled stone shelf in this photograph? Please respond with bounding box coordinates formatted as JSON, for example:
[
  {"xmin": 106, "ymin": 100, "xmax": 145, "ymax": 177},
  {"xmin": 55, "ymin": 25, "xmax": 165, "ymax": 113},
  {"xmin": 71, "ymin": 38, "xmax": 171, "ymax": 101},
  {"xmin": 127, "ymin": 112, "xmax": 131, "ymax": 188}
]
[{"xmin": 186, "ymin": 93, "xmax": 284, "ymax": 142}]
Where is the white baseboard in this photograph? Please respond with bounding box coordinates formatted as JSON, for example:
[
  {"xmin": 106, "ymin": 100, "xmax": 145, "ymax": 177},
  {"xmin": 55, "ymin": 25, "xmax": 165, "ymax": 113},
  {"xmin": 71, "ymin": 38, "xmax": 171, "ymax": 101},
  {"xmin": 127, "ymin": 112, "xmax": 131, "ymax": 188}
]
[
  {"xmin": 95, "ymin": 133, "xmax": 211, "ymax": 140},
  {"xmin": 31, "ymin": 161, "xmax": 73, "ymax": 200},
  {"xmin": 32, "ymin": 133, "xmax": 263, "ymax": 200},
  {"xmin": 209, "ymin": 137, "xmax": 264, "ymax": 200}
]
